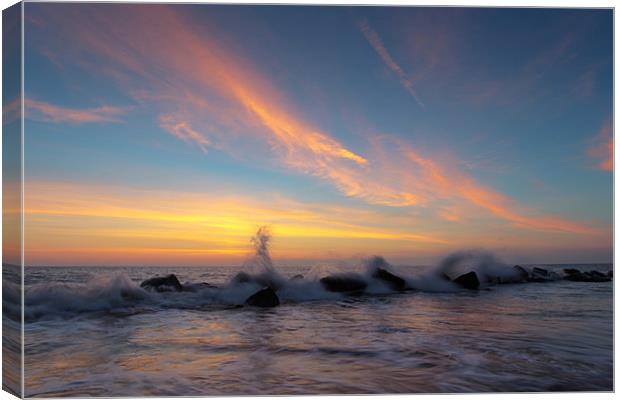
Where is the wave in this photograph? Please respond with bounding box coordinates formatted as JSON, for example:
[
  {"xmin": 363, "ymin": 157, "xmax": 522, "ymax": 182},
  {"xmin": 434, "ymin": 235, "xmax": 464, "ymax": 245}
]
[{"xmin": 23, "ymin": 228, "xmax": 611, "ymax": 321}]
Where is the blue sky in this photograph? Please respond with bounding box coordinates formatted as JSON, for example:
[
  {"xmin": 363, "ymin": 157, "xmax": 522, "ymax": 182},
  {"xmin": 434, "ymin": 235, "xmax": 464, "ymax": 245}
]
[{"xmin": 19, "ymin": 4, "xmax": 613, "ymax": 266}]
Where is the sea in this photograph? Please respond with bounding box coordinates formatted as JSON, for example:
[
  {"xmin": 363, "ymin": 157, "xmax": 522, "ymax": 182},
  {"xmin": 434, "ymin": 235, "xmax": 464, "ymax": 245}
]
[{"xmin": 2, "ymin": 249, "xmax": 614, "ymax": 396}]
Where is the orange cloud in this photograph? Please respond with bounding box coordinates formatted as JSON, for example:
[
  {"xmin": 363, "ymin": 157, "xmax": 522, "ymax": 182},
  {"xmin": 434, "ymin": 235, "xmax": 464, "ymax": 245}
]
[
  {"xmin": 359, "ymin": 19, "xmax": 424, "ymax": 108},
  {"xmin": 25, "ymin": 98, "xmax": 130, "ymax": 124},
  {"xmin": 401, "ymin": 145, "xmax": 597, "ymax": 234},
  {"xmin": 587, "ymin": 119, "xmax": 613, "ymax": 171},
  {"xmin": 24, "ymin": 181, "xmax": 448, "ymax": 265},
  {"xmin": 34, "ymin": 5, "xmax": 600, "ymax": 238}
]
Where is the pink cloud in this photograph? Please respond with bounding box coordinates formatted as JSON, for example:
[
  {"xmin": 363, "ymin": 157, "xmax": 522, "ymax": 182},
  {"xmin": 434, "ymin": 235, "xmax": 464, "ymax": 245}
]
[
  {"xmin": 587, "ymin": 119, "xmax": 613, "ymax": 171},
  {"xmin": 159, "ymin": 114, "xmax": 210, "ymax": 153},
  {"xmin": 34, "ymin": 5, "xmax": 601, "ymax": 236},
  {"xmin": 25, "ymin": 98, "xmax": 130, "ymax": 124}
]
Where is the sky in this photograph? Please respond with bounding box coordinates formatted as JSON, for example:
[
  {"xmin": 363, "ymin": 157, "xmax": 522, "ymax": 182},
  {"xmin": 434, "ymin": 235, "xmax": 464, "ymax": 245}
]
[{"xmin": 16, "ymin": 4, "xmax": 613, "ymax": 266}]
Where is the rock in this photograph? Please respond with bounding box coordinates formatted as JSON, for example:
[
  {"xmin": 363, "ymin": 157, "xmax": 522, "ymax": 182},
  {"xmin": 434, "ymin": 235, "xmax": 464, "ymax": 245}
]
[
  {"xmin": 584, "ymin": 271, "xmax": 611, "ymax": 282},
  {"xmin": 452, "ymin": 271, "xmax": 480, "ymax": 290},
  {"xmin": 563, "ymin": 270, "xmax": 611, "ymax": 282},
  {"xmin": 563, "ymin": 268, "xmax": 581, "ymax": 275},
  {"xmin": 244, "ymin": 287, "xmax": 280, "ymax": 307},
  {"xmin": 140, "ymin": 274, "xmax": 183, "ymax": 292},
  {"xmin": 372, "ymin": 268, "xmax": 407, "ymax": 291},
  {"xmin": 320, "ymin": 273, "xmax": 367, "ymax": 293},
  {"xmin": 532, "ymin": 267, "xmax": 549, "ymax": 276},
  {"xmin": 529, "ymin": 267, "xmax": 560, "ymax": 282},
  {"xmin": 513, "ymin": 265, "xmax": 529, "ymax": 281},
  {"xmin": 290, "ymin": 274, "xmax": 304, "ymax": 281},
  {"xmin": 564, "ymin": 272, "xmax": 585, "ymax": 281},
  {"xmin": 491, "ymin": 265, "xmax": 528, "ymax": 284},
  {"xmin": 608, "ymin": 270, "xmax": 613, "ymax": 278}
]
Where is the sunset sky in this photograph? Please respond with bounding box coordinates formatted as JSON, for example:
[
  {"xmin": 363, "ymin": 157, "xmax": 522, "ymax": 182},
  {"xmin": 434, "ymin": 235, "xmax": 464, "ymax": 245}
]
[{"xmin": 20, "ymin": 4, "xmax": 612, "ymax": 266}]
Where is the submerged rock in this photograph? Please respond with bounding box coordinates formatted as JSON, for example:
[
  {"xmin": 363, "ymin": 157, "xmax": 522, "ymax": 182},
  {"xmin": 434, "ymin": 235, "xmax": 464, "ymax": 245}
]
[
  {"xmin": 452, "ymin": 271, "xmax": 480, "ymax": 290},
  {"xmin": 320, "ymin": 273, "xmax": 367, "ymax": 293},
  {"xmin": 140, "ymin": 274, "xmax": 183, "ymax": 292},
  {"xmin": 290, "ymin": 274, "xmax": 304, "ymax": 281},
  {"xmin": 563, "ymin": 268, "xmax": 581, "ymax": 275},
  {"xmin": 564, "ymin": 270, "xmax": 611, "ymax": 282},
  {"xmin": 528, "ymin": 267, "xmax": 560, "ymax": 282},
  {"xmin": 564, "ymin": 269, "xmax": 611, "ymax": 282},
  {"xmin": 486, "ymin": 265, "xmax": 528, "ymax": 285},
  {"xmin": 588, "ymin": 270, "xmax": 608, "ymax": 279},
  {"xmin": 532, "ymin": 267, "xmax": 549, "ymax": 276},
  {"xmin": 512, "ymin": 265, "xmax": 529, "ymax": 282},
  {"xmin": 245, "ymin": 287, "xmax": 280, "ymax": 307},
  {"xmin": 372, "ymin": 268, "xmax": 407, "ymax": 291}
]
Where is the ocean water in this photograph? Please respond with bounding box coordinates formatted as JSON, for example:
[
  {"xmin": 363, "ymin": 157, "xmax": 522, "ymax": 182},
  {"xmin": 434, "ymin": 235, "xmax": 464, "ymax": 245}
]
[{"xmin": 13, "ymin": 252, "xmax": 613, "ymax": 397}]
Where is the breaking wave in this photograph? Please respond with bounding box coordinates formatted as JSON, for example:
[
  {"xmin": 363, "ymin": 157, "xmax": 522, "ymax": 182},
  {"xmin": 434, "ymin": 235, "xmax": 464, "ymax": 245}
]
[{"xmin": 21, "ymin": 228, "xmax": 609, "ymax": 321}]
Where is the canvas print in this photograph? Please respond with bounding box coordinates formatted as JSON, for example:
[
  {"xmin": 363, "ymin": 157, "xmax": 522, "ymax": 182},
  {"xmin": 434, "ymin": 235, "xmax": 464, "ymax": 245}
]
[{"xmin": 2, "ymin": 2, "xmax": 614, "ymax": 397}]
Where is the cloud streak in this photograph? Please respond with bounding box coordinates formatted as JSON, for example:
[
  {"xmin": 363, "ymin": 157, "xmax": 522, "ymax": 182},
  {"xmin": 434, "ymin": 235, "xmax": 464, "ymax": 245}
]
[
  {"xmin": 32, "ymin": 4, "xmax": 600, "ymax": 237},
  {"xmin": 587, "ymin": 119, "xmax": 613, "ymax": 171},
  {"xmin": 25, "ymin": 98, "xmax": 130, "ymax": 124},
  {"xmin": 359, "ymin": 19, "xmax": 424, "ymax": 108},
  {"xmin": 159, "ymin": 114, "xmax": 210, "ymax": 153},
  {"xmin": 24, "ymin": 181, "xmax": 447, "ymax": 265}
]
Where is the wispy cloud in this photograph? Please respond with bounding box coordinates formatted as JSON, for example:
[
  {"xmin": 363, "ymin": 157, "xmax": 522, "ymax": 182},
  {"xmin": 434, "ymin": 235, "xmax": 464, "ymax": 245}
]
[
  {"xmin": 34, "ymin": 5, "xmax": 600, "ymax": 237},
  {"xmin": 587, "ymin": 119, "xmax": 613, "ymax": 171},
  {"xmin": 359, "ymin": 19, "xmax": 424, "ymax": 108},
  {"xmin": 3, "ymin": 95, "xmax": 21, "ymax": 123},
  {"xmin": 24, "ymin": 181, "xmax": 447, "ymax": 265},
  {"xmin": 398, "ymin": 141, "xmax": 596, "ymax": 234},
  {"xmin": 159, "ymin": 114, "xmax": 210, "ymax": 153},
  {"xmin": 25, "ymin": 98, "xmax": 130, "ymax": 124}
]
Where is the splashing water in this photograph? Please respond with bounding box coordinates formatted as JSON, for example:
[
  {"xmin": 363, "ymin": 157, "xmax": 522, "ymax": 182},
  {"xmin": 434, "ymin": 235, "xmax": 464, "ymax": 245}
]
[
  {"xmin": 246, "ymin": 226, "xmax": 274, "ymax": 273},
  {"xmin": 18, "ymin": 229, "xmax": 613, "ymax": 395},
  {"xmin": 435, "ymin": 250, "xmax": 524, "ymax": 284}
]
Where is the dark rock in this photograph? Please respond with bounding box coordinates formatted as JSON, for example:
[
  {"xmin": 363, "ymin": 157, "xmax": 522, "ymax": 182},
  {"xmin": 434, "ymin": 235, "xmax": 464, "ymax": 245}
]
[
  {"xmin": 372, "ymin": 268, "xmax": 407, "ymax": 291},
  {"xmin": 608, "ymin": 270, "xmax": 613, "ymax": 278},
  {"xmin": 452, "ymin": 271, "xmax": 480, "ymax": 290},
  {"xmin": 563, "ymin": 268, "xmax": 581, "ymax": 275},
  {"xmin": 532, "ymin": 267, "xmax": 549, "ymax": 276},
  {"xmin": 290, "ymin": 274, "xmax": 304, "ymax": 281},
  {"xmin": 513, "ymin": 265, "xmax": 529, "ymax": 280},
  {"xmin": 493, "ymin": 265, "xmax": 528, "ymax": 284},
  {"xmin": 529, "ymin": 267, "xmax": 560, "ymax": 282},
  {"xmin": 244, "ymin": 287, "xmax": 280, "ymax": 307},
  {"xmin": 320, "ymin": 273, "xmax": 367, "ymax": 293},
  {"xmin": 584, "ymin": 271, "xmax": 611, "ymax": 282},
  {"xmin": 564, "ymin": 270, "xmax": 611, "ymax": 282},
  {"xmin": 140, "ymin": 274, "xmax": 183, "ymax": 292}
]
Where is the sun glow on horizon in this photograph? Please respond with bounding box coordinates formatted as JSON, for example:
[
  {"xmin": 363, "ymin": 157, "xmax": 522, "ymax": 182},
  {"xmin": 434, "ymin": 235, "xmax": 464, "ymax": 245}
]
[{"xmin": 15, "ymin": 4, "xmax": 613, "ymax": 266}]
